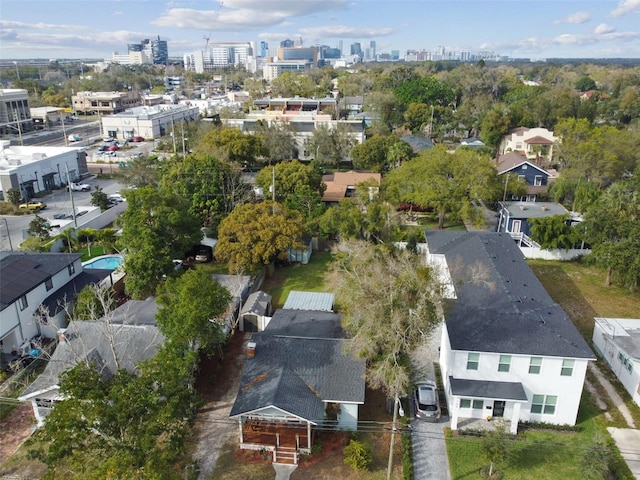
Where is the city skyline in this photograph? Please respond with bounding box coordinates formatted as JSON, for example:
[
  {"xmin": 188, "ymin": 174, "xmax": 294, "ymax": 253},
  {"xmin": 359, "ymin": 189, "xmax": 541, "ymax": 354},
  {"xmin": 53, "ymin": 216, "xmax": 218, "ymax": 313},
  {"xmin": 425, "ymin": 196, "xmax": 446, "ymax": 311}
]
[{"xmin": 1, "ymin": 0, "xmax": 640, "ymax": 61}]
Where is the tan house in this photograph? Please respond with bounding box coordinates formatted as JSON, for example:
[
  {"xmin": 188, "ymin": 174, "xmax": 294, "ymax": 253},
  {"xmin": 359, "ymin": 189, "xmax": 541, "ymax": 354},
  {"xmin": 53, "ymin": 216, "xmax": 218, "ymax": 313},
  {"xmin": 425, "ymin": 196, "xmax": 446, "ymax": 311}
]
[
  {"xmin": 498, "ymin": 127, "xmax": 556, "ymax": 165},
  {"xmin": 321, "ymin": 170, "xmax": 382, "ymax": 203},
  {"xmin": 72, "ymin": 91, "xmax": 141, "ymax": 115}
]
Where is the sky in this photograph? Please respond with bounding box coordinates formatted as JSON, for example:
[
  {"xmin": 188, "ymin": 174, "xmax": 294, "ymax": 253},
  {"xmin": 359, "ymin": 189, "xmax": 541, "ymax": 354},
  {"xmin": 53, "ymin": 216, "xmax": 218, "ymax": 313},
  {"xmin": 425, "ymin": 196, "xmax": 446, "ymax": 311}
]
[{"xmin": 1, "ymin": 0, "xmax": 640, "ymax": 60}]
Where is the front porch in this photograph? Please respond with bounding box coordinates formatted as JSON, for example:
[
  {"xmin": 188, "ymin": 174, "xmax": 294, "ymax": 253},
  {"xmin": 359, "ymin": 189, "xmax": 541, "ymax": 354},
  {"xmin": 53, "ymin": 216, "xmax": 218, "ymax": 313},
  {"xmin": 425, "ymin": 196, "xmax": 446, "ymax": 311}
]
[{"xmin": 238, "ymin": 418, "xmax": 315, "ymax": 464}]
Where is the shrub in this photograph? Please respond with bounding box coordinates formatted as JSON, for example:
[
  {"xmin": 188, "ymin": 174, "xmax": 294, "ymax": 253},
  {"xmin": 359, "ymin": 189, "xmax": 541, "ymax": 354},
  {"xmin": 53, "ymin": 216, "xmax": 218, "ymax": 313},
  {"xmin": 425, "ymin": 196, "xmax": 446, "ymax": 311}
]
[
  {"xmin": 401, "ymin": 428, "xmax": 414, "ymax": 480},
  {"xmin": 343, "ymin": 438, "xmax": 372, "ymax": 471}
]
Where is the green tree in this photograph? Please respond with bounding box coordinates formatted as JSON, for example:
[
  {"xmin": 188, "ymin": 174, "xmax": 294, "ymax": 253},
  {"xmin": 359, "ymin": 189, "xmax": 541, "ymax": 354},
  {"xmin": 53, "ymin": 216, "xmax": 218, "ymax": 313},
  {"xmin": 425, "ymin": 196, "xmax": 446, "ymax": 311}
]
[
  {"xmin": 529, "ymin": 215, "xmax": 579, "ymax": 249},
  {"xmin": 269, "ymin": 72, "xmax": 317, "ymax": 98},
  {"xmin": 326, "ymin": 240, "xmax": 443, "ymax": 399},
  {"xmin": 215, "ymin": 201, "xmax": 305, "ymax": 272},
  {"xmin": 120, "ymin": 187, "xmax": 202, "ymax": 298},
  {"xmin": 115, "ymin": 154, "xmax": 163, "ymax": 189},
  {"xmin": 156, "ymin": 269, "xmax": 231, "ymax": 350},
  {"xmin": 255, "ymin": 159, "xmax": 325, "ymax": 205},
  {"xmin": 306, "ymin": 123, "xmax": 356, "ymax": 168},
  {"xmin": 27, "ymin": 214, "xmax": 51, "ymax": 240},
  {"xmin": 343, "ymin": 438, "xmax": 373, "ymax": 471},
  {"xmin": 583, "ymin": 176, "xmax": 640, "ymax": 289},
  {"xmin": 482, "ymin": 423, "xmax": 510, "ymax": 477},
  {"xmin": 6, "ymin": 188, "xmax": 21, "ymax": 205},
  {"xmin": 90, "ymin": 186, "xmax": 108, "ymax": 210},
  {"xmin": 575, "ymin": 76, "xmax": 597, "ymax": 92},
  {"xmin": 161, "ymin": 152, "xmax": 250, "ymax": 233},
  {"xmin": 350, "ymin": 135, "xmax": 398, "ymax": 172},
  {"xmin": 393, "ymin": 76, "xmax": 454, "ymax": 109},
  {"xmin": 385, "ymin": 145, "xmax": 501, "ymax": 229},
  {"xmin": 479, "ymin": 106, "xmax": 510, "ymax": 151},
  {"xmin": 254, "ymin": 120, "xmax": 298, "ymax": 164},
  {"xmin": 76, "ymin": 228, "xmax": 98, "ymax": 256},
  {"xmin": 72, "ymin": 283, "xmax": 116, "ymax": 321},
  {"xmin": 195, "ymin": 127, "xmax": 266, "ymax": 170}
]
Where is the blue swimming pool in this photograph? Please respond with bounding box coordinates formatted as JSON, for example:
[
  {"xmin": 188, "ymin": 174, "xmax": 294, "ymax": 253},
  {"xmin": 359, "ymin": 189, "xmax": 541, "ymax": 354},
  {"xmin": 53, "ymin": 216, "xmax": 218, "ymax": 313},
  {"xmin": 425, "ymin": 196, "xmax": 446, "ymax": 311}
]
[{"xmin": 82, "ymin": 255, "xmax": 124, "ymax": 270}]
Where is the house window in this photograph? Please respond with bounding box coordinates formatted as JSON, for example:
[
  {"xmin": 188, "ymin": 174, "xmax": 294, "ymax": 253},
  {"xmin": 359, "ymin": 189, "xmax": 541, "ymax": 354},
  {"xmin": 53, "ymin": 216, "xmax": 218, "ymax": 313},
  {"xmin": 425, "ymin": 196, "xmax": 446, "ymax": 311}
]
[
  {"xmin": 467, "ymin": 352, "xmax": 479, "ymax": 370},
  {"xmin": 521, "ymin": 163, "xmax": 527, "ymax": 169},
  {"xmin": 516, "ymin": 142, "xmax": 523, "ymax": 149},
  {"xmin": 561, "ymin": 359, "xmax": 575, "ymax": 376},
  {"xmin": 531, "ymin": 394, "xmax": 557, "ymax": 415},
  {"xmin": 68, "ymin": 263, "xmax": 75, "ymax": 275},
  {"xmin": 45, "ymin": 277, "xmax": 53, "ymax": 291},
  {"xmin": 529, "ymin": 357, "xmax": 542, "ymax": 374},
  {"xmin": 472, "ymin": 400, "xmax": 484, "ymax": 410},
  {"xmin": 460, "ymin": 399, "xmax": 471, "ymax": 408},
  {"xmin": 19, "ymin": 295, "xmax": 28, "ymax": 311},
  {"xmin": 534, "ymin": 175, "xmax": 543, "ymax": 186},
  {"xmin": 498, "ymin": 355, "xmax": 511, "ymax": 372}
]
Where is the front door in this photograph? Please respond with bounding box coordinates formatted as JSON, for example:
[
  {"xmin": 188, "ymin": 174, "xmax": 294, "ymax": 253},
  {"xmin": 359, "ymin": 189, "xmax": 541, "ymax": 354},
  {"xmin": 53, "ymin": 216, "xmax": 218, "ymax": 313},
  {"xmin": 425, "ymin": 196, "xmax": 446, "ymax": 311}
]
[
  {"xmin": 511, "ymin": 220, "xmax": 521, "ymax": 233},
  {"xmin": 493, "ymin": 401, "xmax": 505, "ymax": 418}
]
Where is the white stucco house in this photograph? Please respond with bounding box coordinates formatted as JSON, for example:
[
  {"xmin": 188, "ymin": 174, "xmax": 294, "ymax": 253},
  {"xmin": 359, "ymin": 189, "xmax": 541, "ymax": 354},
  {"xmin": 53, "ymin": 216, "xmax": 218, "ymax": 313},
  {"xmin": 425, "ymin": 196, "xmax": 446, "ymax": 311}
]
[
  {"xmin": 424, "ymin": 231, "xmax": 595, "ymax": 434},
  {"xmin": 592, "ymin": 317, "xmax": 640, "ymax": 407}
]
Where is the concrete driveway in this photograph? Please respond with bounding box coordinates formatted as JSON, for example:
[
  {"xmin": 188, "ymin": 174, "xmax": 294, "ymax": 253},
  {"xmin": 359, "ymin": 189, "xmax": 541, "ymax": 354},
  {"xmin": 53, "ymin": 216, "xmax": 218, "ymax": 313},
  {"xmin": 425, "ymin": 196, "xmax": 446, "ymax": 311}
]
[
  {"xmin": 411, "ymin": 416, "xmax": 451, "ymax": 480},
  {"xmin": 607, "ymin": 427, "xmax": 640, "ymax": 478}
]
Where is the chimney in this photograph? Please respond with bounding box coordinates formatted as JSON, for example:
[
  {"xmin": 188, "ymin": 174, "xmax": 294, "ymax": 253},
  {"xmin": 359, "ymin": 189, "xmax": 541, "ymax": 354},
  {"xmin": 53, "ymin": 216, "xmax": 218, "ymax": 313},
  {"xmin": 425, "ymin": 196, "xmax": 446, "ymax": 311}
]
[{"xmin": 247, "ymin": 341, "xmax": 256, "ymax": 358}]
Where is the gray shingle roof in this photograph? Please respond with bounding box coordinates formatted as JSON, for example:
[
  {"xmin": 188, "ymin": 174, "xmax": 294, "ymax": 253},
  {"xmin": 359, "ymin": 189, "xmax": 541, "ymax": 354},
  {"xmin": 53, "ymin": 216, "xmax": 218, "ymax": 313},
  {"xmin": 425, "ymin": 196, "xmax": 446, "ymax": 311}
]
[
  {"xmin": 265, "ymin": 309, "xmax": 345, "ymax": 339},
  {"xmin": 240, "ymin": 291, "xmax": 272, "ymax": 316},
  {"xmin": 425, "ymin": 231, "xmax": 594, "ymax": 359},
  {"xmin": 41, "ymin": 269, "xmax": 113, "ymax": 317},
  {"xmin": 19, "ymin": 319, "xmax": 164, "ymax": 399},
  {"xmin": 449, "ymin": 377, "xmax": 528, "ymax": 401},
  {"xmin": 0, "ymin": 252, "xmax": 82, "ymax": 310},
  {"xmin": 229, "ymin": 334, "xmax": 365, "ymax": 420}
]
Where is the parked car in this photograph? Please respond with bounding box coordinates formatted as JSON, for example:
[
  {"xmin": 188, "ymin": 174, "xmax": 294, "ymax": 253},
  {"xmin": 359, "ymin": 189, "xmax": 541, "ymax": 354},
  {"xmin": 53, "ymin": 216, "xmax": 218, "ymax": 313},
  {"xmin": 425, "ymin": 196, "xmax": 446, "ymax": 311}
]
[
  {"xmin": 70, "ymin": 182, "xmax": 91, "ymax": 192},
  {"xmin": 96, "ymin": 150, "xmax": 116, "ymax": 157},
  {"xmin": 132, "ymin": 136, "xmax": 145, "ymax": 142},
  {"xmin": 107, "ymin": 145, "xmax": 120, "ymax": 151},
  {"xmin": 68, "ymin": 134, "xmax": 82, "ymax": 142},
  {"xmin": 414, "ymin": 381, "xmax": 441, "ymax": 421},
  {"xmin": 19, "ymin": 200, "xmax": 47, "ymax": 210},
  {"xmin": 193, "ymin": 245, "xmax": 213, "ymax": 263},
  {"xmin": 103, "ymin": 136, "xmax": 115, "ymax": 142},
  {"xmin": 98, "ymin": 145, "xmax": 109, "ymax": 152},
  {"xmin": 108, "ymin": 193, "xmax": 125, "ymax": 203}
]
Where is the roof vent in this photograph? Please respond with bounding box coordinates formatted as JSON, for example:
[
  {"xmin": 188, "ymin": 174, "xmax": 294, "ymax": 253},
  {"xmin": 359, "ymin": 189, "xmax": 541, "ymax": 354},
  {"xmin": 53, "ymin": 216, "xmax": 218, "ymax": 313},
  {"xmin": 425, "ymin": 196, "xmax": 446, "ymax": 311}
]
[{"xmin": 247, "ymin": 341, "xmax": 256, "ymax": 358}]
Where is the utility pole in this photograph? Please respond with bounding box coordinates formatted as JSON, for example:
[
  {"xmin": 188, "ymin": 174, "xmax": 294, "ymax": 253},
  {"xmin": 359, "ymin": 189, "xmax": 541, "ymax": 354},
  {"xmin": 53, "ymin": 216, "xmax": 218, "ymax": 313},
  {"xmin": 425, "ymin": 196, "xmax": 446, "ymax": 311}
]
[
  {"xmin": 65, "ymin": 164, "xmax": 78, "ymax": 228},
  {"xmin": 1, "ymin": 217, "xmax": 13, "ymax": 251},
  {"xmin": 13, "ymin": 108, "xmax": 23, "ymax": 146},
  {"xmin": 386, "ymin": 394, "xmax": 400, "ymax": 480},
  {"xmin": 61, "ymin": 116, "xmax": 69, "ymax": 146},
  {"xmin": 271, "ymin": 165, "xmax": 276, "ymax": 215}
]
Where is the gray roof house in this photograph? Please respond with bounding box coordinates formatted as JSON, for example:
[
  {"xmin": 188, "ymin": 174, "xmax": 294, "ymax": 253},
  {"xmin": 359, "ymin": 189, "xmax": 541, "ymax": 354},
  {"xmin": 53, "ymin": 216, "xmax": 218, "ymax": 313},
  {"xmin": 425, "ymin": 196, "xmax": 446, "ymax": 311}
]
[
  {"xmin": 229, "ymin": 308, "xmax": 365, "ymax": 464},
  {"xmin": 425, "ymin": 231, "xmax": 594, "ymax": 434},
  {"xmin": 18, "ymin": 299, "xmax": 165, "ymax": 426},
  {"xmin": 0, "ymin": 252, "xmax": 111, "ymax": 364}
]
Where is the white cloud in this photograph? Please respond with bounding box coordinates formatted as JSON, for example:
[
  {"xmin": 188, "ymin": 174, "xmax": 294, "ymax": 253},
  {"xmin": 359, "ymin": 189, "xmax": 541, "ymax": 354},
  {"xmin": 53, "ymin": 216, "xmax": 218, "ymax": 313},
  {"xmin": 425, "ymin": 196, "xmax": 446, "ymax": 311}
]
[
  {"xmin": 594, "ymin": 23, "xmax": 616, "ymax": 35},
  {"xmin": 610, "ymin": 0, "xmax": 640, "ymax": 17},
  {"xmin": 555, "ymin": 11, "xmax": 591, "ymax": 24},
  {"xmin": 298, "ymin": 25, "xmax": 393, "ymax": 39},
  {"xmin": 153, "ymin": 0, "xmax": 349, "ymax": 31},
  {"xmin": 0, "ymin": 20, "xmax": 87, "ymax": 31}
]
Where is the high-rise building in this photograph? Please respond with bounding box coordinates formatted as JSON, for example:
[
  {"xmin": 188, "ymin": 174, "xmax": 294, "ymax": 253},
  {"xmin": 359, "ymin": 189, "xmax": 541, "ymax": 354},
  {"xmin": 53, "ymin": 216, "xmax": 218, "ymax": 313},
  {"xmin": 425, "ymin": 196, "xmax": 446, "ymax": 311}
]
[
  {"xmin": 369, "ymin": 40, "xmax": 376, "ymax": 59},
  {"xmin": 338, "ymin": 40, "xmax": 343, "ymax": 56},
  {"xmin": 189, "ymin": 41, "xmax": 255, "ymax": 73},
  {"xmin": 150, "ymin": 36, "xmax": 169, "ymax": 65},
  {"xmin": 350, "ymin": 42, "xmax": 362, "ymax": 58},
  {"xmin": 391, "ymin": 50, "xmax": 400, "ymax": 60},
  {"xmin": 260, "ymin": 41, "xmax": 269, "ymax": 58},
  {"xmin": 280, "ymin": 39, "xmax": 294, "ymax": 48}
]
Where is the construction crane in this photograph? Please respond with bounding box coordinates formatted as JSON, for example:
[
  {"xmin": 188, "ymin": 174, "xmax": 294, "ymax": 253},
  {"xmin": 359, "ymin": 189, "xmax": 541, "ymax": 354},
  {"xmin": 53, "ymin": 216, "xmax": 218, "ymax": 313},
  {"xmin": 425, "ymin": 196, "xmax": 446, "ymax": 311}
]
[{"xmin": 203, "ymin": 33, "xmax": 211, "ymax": 50}]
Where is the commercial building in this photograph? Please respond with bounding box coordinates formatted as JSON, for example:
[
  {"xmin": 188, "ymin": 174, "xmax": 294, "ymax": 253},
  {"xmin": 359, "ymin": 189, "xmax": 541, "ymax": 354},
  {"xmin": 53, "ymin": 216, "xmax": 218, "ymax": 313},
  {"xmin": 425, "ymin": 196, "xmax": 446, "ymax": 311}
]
[
  {"xmin": 101, "ymin": 104, "xmax": 199, "ymax": 141},
  {"xmin": 184, "ymin": 42, "xmax": 256, "ymax": 74},
  {"xmin": 0, "ymin": 141, "xmax": 88, "ymax": 199},
  {"xmin": 0, "ymin": 89, "xmax": 34, "ymax": 136},
  {"xmin": 71, "ymin": 91, "xmax": 141, "ymax": 116}
]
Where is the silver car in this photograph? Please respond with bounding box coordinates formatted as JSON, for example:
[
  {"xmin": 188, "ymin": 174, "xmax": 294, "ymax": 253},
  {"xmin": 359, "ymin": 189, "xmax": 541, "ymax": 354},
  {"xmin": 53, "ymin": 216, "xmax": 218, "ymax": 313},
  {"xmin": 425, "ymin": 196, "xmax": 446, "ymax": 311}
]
[{"xmin": 414, "ymin": 381, "xmax": 441, "ymax": 421}]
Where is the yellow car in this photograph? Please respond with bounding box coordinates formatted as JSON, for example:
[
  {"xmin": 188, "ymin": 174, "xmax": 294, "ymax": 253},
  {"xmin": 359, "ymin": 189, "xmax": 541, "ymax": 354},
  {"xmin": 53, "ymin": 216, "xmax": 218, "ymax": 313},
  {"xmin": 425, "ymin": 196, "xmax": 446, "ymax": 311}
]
[{"xmin": 19, "ymin": 200, "xmax": 47, "ymax": 211}]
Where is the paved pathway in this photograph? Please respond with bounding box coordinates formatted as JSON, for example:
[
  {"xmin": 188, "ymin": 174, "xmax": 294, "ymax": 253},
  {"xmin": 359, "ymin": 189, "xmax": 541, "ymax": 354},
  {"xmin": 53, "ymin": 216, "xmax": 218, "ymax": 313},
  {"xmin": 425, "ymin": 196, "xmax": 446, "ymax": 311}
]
[
  {"xmin": 589, "ymin": 363, "xmax": 636, "ymax": 428},
  {"xmin": 607, "ymin": 427, "xmax": 640, "ymax": 478},
  {"xmin": 412, "ymin": 418, "xmax": 451, "ymax": 480}
]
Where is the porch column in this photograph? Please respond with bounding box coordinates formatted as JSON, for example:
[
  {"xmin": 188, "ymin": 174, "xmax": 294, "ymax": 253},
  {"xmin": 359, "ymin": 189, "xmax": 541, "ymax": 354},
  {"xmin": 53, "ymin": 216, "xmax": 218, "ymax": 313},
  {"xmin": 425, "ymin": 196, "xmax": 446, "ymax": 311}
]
[
  {"xmin": 238, "ymin": 418, "xmax": 244, "ymax": 444},
  {"xmin": 450, "ymin": 397, "xmax": 459, "ymax": 431},
  {"xmin": 307, "ymin": 421, "xmax": 311, "ymax": 449},
  {"xmin": 510, "ymin": 403, "xmax": 521, "ymax": 435}
]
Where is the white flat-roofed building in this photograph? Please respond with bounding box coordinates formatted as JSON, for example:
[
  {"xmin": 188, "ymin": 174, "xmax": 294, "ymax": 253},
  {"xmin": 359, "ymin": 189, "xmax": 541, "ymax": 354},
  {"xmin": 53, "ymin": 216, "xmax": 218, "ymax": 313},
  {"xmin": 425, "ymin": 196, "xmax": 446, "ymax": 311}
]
[
  {"xmin": 0, "ymin": 141, "xmax": 87, "ymax": 198},
  {"xmin": 101, "ymin": 104, "xmax": 199, "ymax": 141}
]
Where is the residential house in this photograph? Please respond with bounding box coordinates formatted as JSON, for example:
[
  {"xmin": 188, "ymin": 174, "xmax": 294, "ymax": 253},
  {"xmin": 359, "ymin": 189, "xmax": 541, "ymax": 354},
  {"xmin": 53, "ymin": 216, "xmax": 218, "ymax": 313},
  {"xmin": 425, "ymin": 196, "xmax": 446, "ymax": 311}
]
[
  {"xmin": 399, "ymin": 135, "xmax": 434, "ymax": 154},
  {"xmin": 592, "ymin": 318, "xmax": 640, "ymax": 407},
  {"xmin": 459, "ymin": 137, "xmax": 485, "ymax": 150},
  {"xmin": 496, "ymin": 201, "xmax": 573, "ymax": 238},
  {"xmin": 342, "ymin": 96, "xmax": 364, "ymax": 118},
  {"xmin": 496, "ymin": 152, "xmax": 555, "ymax": 202},
  {"xmin": 321, "ymin": 170, "xmax": 381, "ymax": 204},
  {"xmin": 18, "ymin": 298, "xmax": 164, "ymax": 426},
  {"xmin": 0, "ymin": 252, "xmax": 112, "ymax": 363},
  {"xmin": 229, "ymin": 308, "xmax": 365, "ymax": 464},
  {"xmin": 238, "ymin": 291, "xmax": 272, "ymax": 332},
  {"xmin": 498, "ymin": 127, "xmax": 556, "ymax": 165},
  {"xmin": 424, "ymin": 231, "xmax": 595, "ymax": 434}
]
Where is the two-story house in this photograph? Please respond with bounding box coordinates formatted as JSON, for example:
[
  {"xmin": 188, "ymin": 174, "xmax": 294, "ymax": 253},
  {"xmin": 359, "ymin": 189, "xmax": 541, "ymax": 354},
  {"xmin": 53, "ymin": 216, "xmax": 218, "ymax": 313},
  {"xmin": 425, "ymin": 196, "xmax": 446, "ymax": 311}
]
[
  {"xmin": 424, "ymin": 231, "xmax": 595, "ymax": 434},
  {"xmin": 1, "ymin": 252, "xmax": 112, "ymax": 363},
  {"xmin": 498, "ymin": 127, "xmax": 556, "ymax": 166},
  {"xmin": 496, "ymin": 152, "xmax": 555, "ymax": 202}
]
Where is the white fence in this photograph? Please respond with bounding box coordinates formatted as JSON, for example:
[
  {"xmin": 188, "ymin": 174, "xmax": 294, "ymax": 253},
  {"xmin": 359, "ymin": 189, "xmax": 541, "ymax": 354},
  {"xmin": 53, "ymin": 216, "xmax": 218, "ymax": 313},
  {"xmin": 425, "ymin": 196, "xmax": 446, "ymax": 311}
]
[{"xmin": 519, "ymin": 247, "xmax": 591, "ymax": 261}]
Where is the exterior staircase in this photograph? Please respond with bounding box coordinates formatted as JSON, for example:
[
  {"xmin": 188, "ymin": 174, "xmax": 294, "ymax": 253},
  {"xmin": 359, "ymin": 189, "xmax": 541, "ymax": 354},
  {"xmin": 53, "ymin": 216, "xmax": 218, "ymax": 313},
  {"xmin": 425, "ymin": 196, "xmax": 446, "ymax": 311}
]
[{"xmin": 274, "ymin": 446, "xmax": 298, "ymax": 465}]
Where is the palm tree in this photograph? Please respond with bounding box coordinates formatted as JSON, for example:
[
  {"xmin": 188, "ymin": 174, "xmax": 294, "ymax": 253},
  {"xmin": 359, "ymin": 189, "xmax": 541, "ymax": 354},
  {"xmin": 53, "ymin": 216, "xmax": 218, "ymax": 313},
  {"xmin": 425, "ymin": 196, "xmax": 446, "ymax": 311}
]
[
  {"xmin": 55, "ymin": 228, "xmax": 78, "ymax": 253},
  {"xmin": 77, "ymin": 228, "xmax": 98, "ymax": 257},
  {"xmin": 97, "ymin": 228, "xmax": 118, "ymax": 254}
]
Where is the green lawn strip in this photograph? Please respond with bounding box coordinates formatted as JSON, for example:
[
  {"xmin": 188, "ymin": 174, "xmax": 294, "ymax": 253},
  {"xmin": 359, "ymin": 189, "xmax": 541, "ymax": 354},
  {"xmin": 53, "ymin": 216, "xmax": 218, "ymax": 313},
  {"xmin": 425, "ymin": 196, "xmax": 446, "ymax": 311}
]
[
  {"xmin": 267, "ymin": 251, "xmax": 333, "ymax": 308},
  {"xmin": 78, "ymin": 246, "xmax": 106, "ymax": 262}
]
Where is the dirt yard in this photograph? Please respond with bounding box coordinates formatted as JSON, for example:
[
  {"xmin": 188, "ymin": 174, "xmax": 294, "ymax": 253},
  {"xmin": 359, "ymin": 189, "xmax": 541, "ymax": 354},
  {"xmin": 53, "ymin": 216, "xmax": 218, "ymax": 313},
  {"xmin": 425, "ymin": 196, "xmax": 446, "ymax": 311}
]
[{"xmin": 0, "ymin": 403, "xmax": 35, "ymax": 466}]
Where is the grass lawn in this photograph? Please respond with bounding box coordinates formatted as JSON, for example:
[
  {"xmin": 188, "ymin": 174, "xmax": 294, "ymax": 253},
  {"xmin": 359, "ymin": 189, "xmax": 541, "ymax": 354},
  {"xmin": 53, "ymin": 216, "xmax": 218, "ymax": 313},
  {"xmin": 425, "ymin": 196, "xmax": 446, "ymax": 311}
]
[
  {"xmin": 264, "ymin": 251, "xmax": 334, "ymax": 308},
  {"xmin": 77, "ymin": 245, "xmax": 106, "ymax": 261}
]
